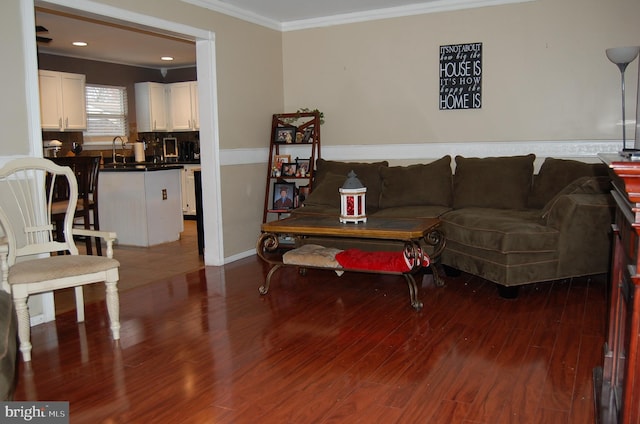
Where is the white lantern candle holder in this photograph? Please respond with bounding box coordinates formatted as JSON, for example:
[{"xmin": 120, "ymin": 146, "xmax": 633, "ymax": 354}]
[{"xmin": 339, "ymin": 171, "xmax": 367, "ymax": 224}]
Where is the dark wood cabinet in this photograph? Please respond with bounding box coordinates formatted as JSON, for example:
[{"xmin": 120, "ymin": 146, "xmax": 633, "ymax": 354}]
[{"xmin": 595, "ymin": 154, "xmax": 640, "ymax": 424}]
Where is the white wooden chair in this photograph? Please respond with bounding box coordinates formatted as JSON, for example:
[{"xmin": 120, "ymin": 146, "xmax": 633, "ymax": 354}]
[{"xmin": 0, "ymin": 157, "xmax": 120, "ymax": 362}]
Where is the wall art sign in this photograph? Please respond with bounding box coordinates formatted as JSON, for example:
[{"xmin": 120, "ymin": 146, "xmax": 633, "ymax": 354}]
[{"xmin": 439, "ymin": 42, "xmax": 482, "ymax": 110}]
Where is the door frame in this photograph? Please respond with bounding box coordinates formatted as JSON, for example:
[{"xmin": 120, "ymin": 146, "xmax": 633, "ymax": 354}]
[{"xmin": 30, "ymin": 0, "xmax": 225, "ymax": 267}]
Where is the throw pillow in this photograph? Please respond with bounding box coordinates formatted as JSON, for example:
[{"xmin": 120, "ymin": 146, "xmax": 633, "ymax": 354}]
[
  {"xmin": 314, "ymin": 159, "xmax": 388, "ymax": 210},
  {"xmin": 379, "ymin": 156, "xmax": 453, "ymax": 208},
  {"xmin": 302, "ymin": 172, "xmax": 345, "ymax": 209},
  {"xmin": 528, "ymin": 158, "xmax": 609, "ymax": 208},
  {"xmin": 453, "ymin": 154, "xmax": 535, "ymax": 209}
]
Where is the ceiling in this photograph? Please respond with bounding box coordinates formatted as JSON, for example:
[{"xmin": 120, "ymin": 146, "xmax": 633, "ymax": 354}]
[
  {"xmin": 35, "ymin": 8, "xmax": 198, "ymax": 70},
  {"xmin": 35, "ymin": 0, "xmax": 514, "ymax": 69},
  {"xmin": 201, "ymin": 0, "xmax": 447, "ymax": 23}
]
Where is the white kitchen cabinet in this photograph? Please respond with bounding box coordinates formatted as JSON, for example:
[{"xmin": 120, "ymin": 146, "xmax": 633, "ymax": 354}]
[
  {"xmin": 168, "ymin": 81, "xmax": 199, "ymax": 131},
  {"xmin": 38, "ymin": 70, "xmax": 87, "ymax": 131},
  {"xmin": 181, "ymin": 165, "xmax": 200, "ymax": 216},
  {"xmin": 135, "ymin": 82, "xmax": 168, "ymax": 132}
]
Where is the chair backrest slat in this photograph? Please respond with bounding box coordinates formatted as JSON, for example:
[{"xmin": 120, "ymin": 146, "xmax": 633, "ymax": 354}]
[{"xmin": 0, "ymin": 158, "xmax": 80, "ymax": 266}]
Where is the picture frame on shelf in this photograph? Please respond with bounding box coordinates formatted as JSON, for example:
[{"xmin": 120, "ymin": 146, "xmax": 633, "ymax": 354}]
[
  {"xmin": 274, "ymin": 154, "xmax": 291, "ymax": 170},
  {"xmin": 281, "ymin": 163, "xmax": 297, "ymax": 177},
  {"xmin": 302, "ymin": 127, "xmax": 314, "ymax": 143},
  {"xmin": 274, "ymin": 126, "xmax": 297, "ymax": 144},
  {"xmin": 272, "ymin": 181, "xmax": 296, "ymax": 210},
  {"xmin": 296, "ymin": 158, "xmax": 311, "ymax": 177},
  {"xmin": 298, "ymin": 185, "xmax": 311, "ymax": 204}
]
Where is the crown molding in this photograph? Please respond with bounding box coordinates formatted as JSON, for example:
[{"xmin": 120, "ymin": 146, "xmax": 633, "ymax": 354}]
[
  {"xmin": 282, "ymin": 0, "xmax": 536, "ymax": 32},
  {"xmin": 181, "ymin": 0, "xmax": 282, "ymax": 31},
  {"xmin": 182, "ymin": 0, "xmax": 536, "ymax": 32}
]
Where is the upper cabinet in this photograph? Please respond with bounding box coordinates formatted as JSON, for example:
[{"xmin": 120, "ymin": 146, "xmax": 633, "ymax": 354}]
[
  {"xmin": 168, "ymin": 82, "xmax": 199, "ymax": 131},
  {"xmin": 38, "ymin": 70, "xmax": 87, "ymax": 131},
  {"xmin": 135, "ymin": 81, "xmax": 198, "ymax": 132},
  {"xmin": 135, "ymin": 82, "xmax": 168, "ymax": 132}
]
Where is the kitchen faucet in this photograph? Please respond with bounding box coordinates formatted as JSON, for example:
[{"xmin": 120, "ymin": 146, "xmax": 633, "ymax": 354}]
[{"xmin": 112, "ymin": 136, "xmax": 126, "ymax": 163}]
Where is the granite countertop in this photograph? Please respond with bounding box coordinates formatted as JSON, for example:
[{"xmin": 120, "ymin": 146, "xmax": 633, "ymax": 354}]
[{"xmin": 101, "ymin": 162, "xmax": 185, "ymax": 172}]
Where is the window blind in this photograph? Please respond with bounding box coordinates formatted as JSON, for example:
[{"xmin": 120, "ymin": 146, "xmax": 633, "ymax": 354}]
[{"xmin": 84, "ymin": 84, "xmax": 128, "ymax": 137}]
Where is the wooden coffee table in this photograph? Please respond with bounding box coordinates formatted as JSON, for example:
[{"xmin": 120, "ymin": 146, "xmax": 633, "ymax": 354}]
[{"xmin": 257, "ymin": 214, "xmax": 445, "ymax": 310}]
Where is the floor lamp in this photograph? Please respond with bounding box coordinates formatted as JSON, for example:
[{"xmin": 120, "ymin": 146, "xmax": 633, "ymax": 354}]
[{"xmin": 606, "ymin": 46, "xmax": 640, "ymax": 153}]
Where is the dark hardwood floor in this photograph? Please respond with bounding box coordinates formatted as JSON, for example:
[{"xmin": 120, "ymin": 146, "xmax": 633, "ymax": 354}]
[{"xmin": 13, "ymin": 226, "xmax": 607, "ymax": 423}]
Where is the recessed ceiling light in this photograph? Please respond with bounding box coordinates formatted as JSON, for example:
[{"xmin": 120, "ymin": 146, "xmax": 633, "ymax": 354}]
[
  {"xmin": 161, "ymin": 56, "xmax": 174, "ymax": 61},
  {"xmin": 72, "ymin": 41, "xmax": 87, "ymax": 47}
]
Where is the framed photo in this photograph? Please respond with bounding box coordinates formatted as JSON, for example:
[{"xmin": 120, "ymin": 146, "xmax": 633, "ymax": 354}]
[
  {"xmin": 298, "ymin": 185, "xmax": 311, "ymax": 203},
  {"xmin": 281, "ymin": 163, "xmax": 297, "ymax": 177},
  {"xmin": 274, "ymin": 126, "xmax": 297, "ymax": 144},
  {"xmin": 272, "ymin": 182, "xmax": 296, "ymax": 210},
  {"xmin": 302, "ymin": 127, "xmax": 314, "ymax": 144},
  {"xmin": 274, "ymin": 154, "xmax": 291, "ymax": 170},
  {"xmin": 296, "ymin": 158, "xmax": 311, "ymax": 177},
  {"xmin": 163, "ymin": 137, "xmax": 178, "ymax": 158}
]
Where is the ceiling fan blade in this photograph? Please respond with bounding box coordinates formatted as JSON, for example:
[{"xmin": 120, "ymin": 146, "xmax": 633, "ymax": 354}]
[{"xmin": 35, "ymin": 25, "xmax": 51, "ymax": 43}]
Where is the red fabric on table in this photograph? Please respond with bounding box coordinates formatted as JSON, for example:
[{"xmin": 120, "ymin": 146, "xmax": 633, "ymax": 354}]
[{"xmin": 335, "ymin": 248, "xmax": 430, "ymax": 273}]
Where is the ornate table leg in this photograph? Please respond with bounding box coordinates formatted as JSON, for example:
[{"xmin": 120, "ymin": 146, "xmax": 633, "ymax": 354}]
[
  {"xmin": 404, "ymin": 274, "xmax": 423, "ymax": 311},
  {"xmin": 423, "ymin": 229, "xmax": 446, "ymax": 287},
  {"xmin": 402, "ymin": 241, "xmax": 430, "ymax": 309},
  {"xmin": 256, "ymin": 232, "xmax": 282, "ymax": 295}
]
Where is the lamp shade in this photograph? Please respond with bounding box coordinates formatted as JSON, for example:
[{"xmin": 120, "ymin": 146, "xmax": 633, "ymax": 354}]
[{"xmin": 606, "ymin": 46, "xmax": 640, "ymax": 65}]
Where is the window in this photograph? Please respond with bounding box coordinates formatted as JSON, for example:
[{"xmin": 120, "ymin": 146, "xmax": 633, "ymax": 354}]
[{"xmin": 83, "ymin": 84, "xmax": 128, "ymax": 142}]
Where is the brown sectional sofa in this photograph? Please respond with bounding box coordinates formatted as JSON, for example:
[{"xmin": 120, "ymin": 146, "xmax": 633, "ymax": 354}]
[{"xmin": 293, "ymin": 154, "xmax": 615, "ymax": 297}]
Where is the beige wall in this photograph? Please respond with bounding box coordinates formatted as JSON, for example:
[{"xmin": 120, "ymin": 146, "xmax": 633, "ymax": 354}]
[
  {"xmin": 283, "ymin": 0, "xmax": 640, "ymax": 147},
  {"xmin": 220, "ymin": 163, "xmax": 266, "ymax": 255},
  {"xmin": 1, "ymin": 0, "xmax": 32, "ymax": 156}
]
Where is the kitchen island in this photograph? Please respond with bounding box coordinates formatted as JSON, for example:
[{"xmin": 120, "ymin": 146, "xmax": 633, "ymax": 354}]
[{"xmin": 99, "ymin": 163, "xmax": 184, "ymax": 247}]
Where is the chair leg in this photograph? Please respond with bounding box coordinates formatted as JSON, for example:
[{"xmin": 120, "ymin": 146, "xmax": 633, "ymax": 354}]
[
  {"xmin": 105, "ymin": 280, "xmax": 120, "ymax": 340},
  {"xmin": 13, "ymin": 296, "xmax": 32, "ymax": 362},
  {"xmin": 93, "ymin": 209, "xmax": 102, "ymax": 256},
  {"xmin": 75, "ymin": 286, "xmax": 85, "ymax": 322}
]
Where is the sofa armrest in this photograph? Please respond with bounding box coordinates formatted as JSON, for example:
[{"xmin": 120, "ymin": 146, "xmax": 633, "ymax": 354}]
[{"xmin": 544, "ymin": 193, "xmax": 615, "ymax": 275}]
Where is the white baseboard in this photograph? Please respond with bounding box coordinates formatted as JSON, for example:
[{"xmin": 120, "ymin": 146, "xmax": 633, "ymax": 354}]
[{"xmin": 224, "ymin": 248, "xmax": 257, "ymax": 264}]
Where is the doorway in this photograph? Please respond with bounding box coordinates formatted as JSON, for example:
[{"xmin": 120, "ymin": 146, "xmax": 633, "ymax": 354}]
[{"xmin": 31, "ymin": 0, "xmax": 224, "ymax": 268}]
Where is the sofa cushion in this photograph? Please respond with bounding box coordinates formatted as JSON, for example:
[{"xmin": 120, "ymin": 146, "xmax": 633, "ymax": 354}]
[
  {"xmin": 528, "ymin": 158, "xmax": 609, "ymax": 208},
  {"xmin": 379, "ymin": 156, "xmax": 453, "ymax": 208},
  {"xmin": 372, "ymin": 205, "xmax": 452, "ymax": 219},
  {"xmin": 283, "ymin": 244, "xmax": 343, "ymax": 269},
  {"xmin": 314, "ymin": 159, "xmax": 388, "ymax": 209},
  {"xmin": 441, "ymin": 207, "xmax": 559, "ymax": 253},
  {"xmin": 303, "ymin": 172, "xmax": 345, "ymax": 209},
  {"xmin": 453, "ymin": 154, "xmax": 535, "ymax": 210}
]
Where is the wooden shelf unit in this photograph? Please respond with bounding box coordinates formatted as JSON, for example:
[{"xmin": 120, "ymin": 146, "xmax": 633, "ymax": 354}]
[{"xmin": 262, "ymin": 112, "xmax": 321, "ymax": 223}]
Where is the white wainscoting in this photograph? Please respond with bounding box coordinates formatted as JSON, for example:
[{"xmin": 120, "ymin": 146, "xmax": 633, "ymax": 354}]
[{"xmin": 220, "ymin": 139, "xmax": 621, "ymax": 167}]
